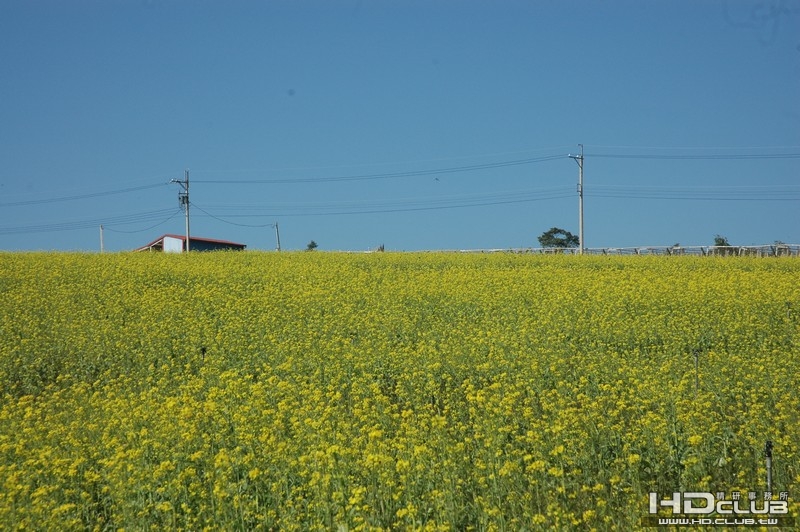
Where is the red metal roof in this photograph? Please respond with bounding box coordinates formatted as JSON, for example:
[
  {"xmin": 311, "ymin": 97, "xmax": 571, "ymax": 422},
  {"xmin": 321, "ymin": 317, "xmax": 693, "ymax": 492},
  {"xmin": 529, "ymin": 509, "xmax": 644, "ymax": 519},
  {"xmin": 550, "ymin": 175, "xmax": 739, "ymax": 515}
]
[{"xmin": 135, "ymin": 234, "xmax": 246, "ymax": 251}]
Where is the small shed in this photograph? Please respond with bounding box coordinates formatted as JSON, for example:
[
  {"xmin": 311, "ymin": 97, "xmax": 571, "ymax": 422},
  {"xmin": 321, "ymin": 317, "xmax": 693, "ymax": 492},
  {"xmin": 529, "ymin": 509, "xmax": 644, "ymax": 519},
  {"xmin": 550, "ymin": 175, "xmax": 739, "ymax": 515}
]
[{"xmin": 136, "ymin": 234, "xmax": 246, "ymax": 253}]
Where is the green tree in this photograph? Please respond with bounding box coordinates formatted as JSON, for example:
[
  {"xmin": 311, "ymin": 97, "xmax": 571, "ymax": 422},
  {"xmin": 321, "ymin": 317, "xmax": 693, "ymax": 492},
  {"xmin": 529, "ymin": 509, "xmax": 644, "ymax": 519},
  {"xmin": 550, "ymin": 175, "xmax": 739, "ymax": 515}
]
[
  {"xmin": 712, "ymin": 235, "xmax": 736, "ymax": 256},
  {"xmin": 713, "ymin": 235, "xmax": 730, "ymax": 247},
  {"xmin": 538, "ymin": 227, "xmax": 579, "ymax": 248},
  {"xmin": 306, "ymin": 240, "xmax": 318, "ymax": 251}
]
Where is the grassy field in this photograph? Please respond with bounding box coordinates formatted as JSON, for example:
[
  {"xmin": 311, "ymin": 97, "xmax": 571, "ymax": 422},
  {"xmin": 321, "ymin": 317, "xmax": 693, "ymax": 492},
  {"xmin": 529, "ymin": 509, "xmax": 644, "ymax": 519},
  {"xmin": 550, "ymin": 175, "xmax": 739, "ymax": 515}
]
[{"xmin": 0, "ymin": 252, "xmax": 798, "ymax": 530}]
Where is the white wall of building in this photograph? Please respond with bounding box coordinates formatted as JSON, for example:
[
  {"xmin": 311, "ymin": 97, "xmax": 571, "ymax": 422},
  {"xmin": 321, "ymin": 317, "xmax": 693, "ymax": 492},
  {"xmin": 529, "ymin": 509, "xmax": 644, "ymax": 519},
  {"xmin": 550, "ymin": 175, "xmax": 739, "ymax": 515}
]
[{"xmin": 163, "ymin": 236, "xmax": 184, "ymax": 253}]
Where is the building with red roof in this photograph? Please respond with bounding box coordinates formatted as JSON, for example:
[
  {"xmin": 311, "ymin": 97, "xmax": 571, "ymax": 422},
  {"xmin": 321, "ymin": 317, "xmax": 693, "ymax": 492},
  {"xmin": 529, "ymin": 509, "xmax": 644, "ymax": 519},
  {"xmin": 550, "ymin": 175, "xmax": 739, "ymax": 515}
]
[{"xmin": 135, "ymin": 234, "xmax": 246, "ymax": 253}]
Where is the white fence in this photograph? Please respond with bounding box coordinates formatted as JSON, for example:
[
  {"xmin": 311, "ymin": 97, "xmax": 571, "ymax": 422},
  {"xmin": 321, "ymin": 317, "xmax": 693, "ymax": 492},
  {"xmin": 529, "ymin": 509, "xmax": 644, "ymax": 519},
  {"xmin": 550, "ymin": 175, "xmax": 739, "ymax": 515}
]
[{"xmin": 447, "ymin": 244, "xmax": 800, "ymax": 257}]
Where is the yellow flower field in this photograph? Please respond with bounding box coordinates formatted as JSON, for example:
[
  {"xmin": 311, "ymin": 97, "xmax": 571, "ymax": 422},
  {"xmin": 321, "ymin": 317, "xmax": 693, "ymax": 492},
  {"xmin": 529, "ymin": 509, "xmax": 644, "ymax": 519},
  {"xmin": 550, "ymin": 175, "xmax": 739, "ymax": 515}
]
[{"xmin": 0, "ymin": 252, "xmax": 797, "ymax": 530}]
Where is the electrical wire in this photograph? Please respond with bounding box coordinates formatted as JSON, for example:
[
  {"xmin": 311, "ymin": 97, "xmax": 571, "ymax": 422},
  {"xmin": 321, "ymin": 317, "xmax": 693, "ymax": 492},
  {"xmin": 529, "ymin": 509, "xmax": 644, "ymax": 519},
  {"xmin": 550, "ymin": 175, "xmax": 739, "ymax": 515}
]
[
  {"xmin": 103, "ymin": 210, "xmax": 184, "ymax": 234},
  {"xmin": 584, "ymin": 144, "xmax": 800, "ymax": 150},
  {"xmin": 0, "ymin": 182, "xmax": 170, "ymax": 207},
  {"xmin": 191, "ymin": 155, "xmax": 567, "ymax": 184},
  {"xmin": 2, "ymin": 146, "xmax": 797, "ymax": 237},
  {"xmin": 586, "ymin": 184, "xmax": 800, "ymax": 201},
  {"xmin": 0, "ymin": 208, "xmax": 181, "ymax": 235},
  {"xmin": 201, "ymin": 186, "xmax": 571, "ymax": 211},
  {"xmin": 190, "ymin": 204, "xmax": 276, "ymax": 228},
  {"xmin": 191, "ymin": 145, "xmax": 573, "ymax": 174},
  {"xmin": 191, "ymin": 187, "xmax": 574, "ymax": 220},
  {"xmin": 589, "ymin": 153, "xmax": 800, "ymax": 160}
]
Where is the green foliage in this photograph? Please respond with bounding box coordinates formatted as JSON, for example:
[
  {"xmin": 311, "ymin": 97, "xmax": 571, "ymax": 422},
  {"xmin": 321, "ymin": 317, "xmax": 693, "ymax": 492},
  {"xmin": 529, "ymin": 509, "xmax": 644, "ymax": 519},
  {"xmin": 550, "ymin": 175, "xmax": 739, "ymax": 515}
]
[
  {"xmin": 538, "ymin": 227, "xmax": 579, "ymax": 248},
  {"xmin": 714, "ymin": 234, "xmax": 731, "ymax": 247}
]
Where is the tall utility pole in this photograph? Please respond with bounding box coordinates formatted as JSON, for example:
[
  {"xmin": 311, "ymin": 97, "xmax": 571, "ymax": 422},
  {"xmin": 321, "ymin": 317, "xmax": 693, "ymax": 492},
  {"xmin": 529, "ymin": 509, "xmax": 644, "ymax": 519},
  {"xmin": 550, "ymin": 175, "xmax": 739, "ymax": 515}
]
[
  {"xmin": 569, "ymin": 144, "xmax": 584, "ymax": 254},
  {"xmin": 99, "ymin": 224, "xmax": 105, "ymax": 253},
  {"xmin": 273, "ymin": 222, "xmax": 281, "ymax": 252},
  {"xmin": 171, "ymin": 169, "xmax": 190, "ymax": 252}
]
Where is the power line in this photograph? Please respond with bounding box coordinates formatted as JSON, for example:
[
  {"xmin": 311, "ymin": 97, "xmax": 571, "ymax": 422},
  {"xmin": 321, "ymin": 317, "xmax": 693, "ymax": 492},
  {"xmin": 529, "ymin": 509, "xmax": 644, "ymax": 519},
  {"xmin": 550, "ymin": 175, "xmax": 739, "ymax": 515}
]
[
  {"xmin": 191, "ymin": 145, "xmax": 573, "ymax": 175},
  {"xmin": 584, "ymin": 144, "xmax": 800, "ymax": 150},
  {"xmin": 588, "ymin": 153, "xmax": 800, "ymax": 160},
  {"xmin": 191, "ymin": 203, "xmax": 276, "ymax": 228},
  {"xmin": 0, "ymin": 182, "xmax": 169, "ymax": 207},
  {"xmin": 103, "ymin": 210, "xmax": 184, "ymax": 234},
  {"xmin": 199, "ymin": 185, "xmax": 571, "ymax": 210},
  {"xmin": 191, "ymin": 188, "xmax": 574, "ymax": 220},
  {"xmin": 1, "ymin": 148, "xmax": 793, "ymax": 206},
  {"xmin": 0, "ymin": 208, "xmax": 181, "ymax": 235},
  {"xmin": 191, "ymin": 155, "xmax": 567, "ymax": 184},
  {"xmin": 2, "ymin": 146, "xmax": 797, "ymax": 240},
  {"xmin": 200, "ymin": 187, "xmax": 574, "ymax": 213},
  {"xmin": 586, "ymin": 184, "xmax": 800, "ymax": 201}
]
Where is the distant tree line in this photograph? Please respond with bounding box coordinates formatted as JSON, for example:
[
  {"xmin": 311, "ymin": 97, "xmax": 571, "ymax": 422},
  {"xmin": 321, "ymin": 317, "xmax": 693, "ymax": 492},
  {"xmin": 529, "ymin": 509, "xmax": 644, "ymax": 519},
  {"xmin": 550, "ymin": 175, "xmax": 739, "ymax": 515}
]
[{"xmin": 536, "ymin": 229, "xmax": 787, "ymax": 252}]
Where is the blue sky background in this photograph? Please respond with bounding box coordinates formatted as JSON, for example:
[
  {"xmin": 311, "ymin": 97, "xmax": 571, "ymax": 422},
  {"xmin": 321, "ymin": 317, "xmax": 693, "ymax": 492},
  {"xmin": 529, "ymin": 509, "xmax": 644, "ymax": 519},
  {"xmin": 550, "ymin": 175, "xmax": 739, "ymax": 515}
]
[{"xmin": 1, "ymin": 0, "xmax": 798, "ymax": 251}]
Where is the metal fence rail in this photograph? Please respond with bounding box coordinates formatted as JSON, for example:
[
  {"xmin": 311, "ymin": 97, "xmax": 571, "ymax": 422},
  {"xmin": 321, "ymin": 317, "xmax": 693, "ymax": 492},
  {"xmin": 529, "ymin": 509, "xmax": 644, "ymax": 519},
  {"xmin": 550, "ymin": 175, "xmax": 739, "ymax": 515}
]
[{"xmin": 446, "ymin": 244, "xmax": 800, "ymax": 257}]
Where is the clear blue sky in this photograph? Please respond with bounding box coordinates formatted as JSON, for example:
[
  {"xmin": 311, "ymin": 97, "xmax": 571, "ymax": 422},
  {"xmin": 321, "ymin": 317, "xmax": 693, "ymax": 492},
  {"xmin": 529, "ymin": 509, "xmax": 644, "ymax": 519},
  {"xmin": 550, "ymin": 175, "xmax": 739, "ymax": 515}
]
[{"xmin": 1, "ymin": 0, "xmax": 798, "ymax": 251}]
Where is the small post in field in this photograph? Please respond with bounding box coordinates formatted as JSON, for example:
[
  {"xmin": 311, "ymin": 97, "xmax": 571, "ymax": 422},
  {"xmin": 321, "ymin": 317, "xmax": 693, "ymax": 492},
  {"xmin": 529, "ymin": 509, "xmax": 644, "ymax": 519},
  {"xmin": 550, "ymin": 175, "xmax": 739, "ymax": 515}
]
[{"xmin": 765, "ymin": 440, "xmax": 773, "ymax": 494}]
